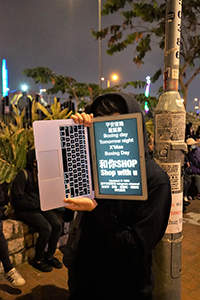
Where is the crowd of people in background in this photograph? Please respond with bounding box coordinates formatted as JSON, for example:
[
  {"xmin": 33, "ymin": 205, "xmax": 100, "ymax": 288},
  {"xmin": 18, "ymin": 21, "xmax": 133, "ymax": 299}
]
[
  {"xmin": 0, "ymin": 94, "xmax": 76, "ymax": 121},
  {"xmin": 183, "ymin": 122, "xmax": 200, "ymax": 212},
  {"xmin": 147, "ymin": 121, "xmax": 200, "ymax": 213}
]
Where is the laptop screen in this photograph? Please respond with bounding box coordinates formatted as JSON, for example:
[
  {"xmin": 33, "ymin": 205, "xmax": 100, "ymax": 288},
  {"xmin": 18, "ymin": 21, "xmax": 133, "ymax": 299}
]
[{"xmin": 89, "ymin": 113, "xmax": 147, "ymax": 200}]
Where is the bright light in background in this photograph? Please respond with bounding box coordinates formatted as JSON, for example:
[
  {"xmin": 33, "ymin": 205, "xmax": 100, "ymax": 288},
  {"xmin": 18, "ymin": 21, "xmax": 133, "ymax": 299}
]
[
  {"xmin": 101, "ymin": 74, "xmax": 119, "ymax": 88},
  {"xmin": 145, "ymin": 76, "xmax": 151, "ymax": 97},
  {"xmin": 111, "ymin": 74, "xmax": 118, "ymax": 81},
  {"xmin": 194, "ymin": 98, "xmax": 200, "ymax": 112},
  {"xmin": 2, "ymin": 59, "xmax": 9, "ymax": 97},
  {"xmin": 108, "ymin": 73, "xmax": 119, "ymax": 87},
  {"xmin": 144, "ymin": 76, "xmax": 150, "ymax": 113},
  {"xmin": 144, "ymin": 101, "xmax": 149, "ymax": 113},
  {"xmin": 21, "ymin": 84, "xmax": 28, "ymax": 92},
  {"xmin": 40, "ymin": 88, "xmax": 46, "ymax": 93}
]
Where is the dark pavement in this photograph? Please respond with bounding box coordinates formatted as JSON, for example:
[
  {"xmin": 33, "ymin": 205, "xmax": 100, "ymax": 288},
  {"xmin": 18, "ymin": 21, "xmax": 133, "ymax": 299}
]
[{"xmin": 0, "ymin": 198, "xmax": 200, "ymax": 300}]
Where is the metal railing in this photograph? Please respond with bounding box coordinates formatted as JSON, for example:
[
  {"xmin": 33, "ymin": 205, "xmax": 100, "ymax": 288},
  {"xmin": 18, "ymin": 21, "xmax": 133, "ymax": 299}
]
[{"xmin": 0, "ymin": 94, "xmax": 76, "ymax": 126}]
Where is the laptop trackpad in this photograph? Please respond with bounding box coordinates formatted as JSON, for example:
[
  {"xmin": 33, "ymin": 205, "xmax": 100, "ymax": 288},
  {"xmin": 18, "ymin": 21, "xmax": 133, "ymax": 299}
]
[{"xmin": 38, "ymin": 150, "xmax": 60, "ymax": 180}]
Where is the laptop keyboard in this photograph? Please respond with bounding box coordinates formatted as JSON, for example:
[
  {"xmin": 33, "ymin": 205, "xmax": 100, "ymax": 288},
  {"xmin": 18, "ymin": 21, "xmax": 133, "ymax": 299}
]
[{"xmin": 59, "ymin": 125, "xmax": 91, "ymax": 198}]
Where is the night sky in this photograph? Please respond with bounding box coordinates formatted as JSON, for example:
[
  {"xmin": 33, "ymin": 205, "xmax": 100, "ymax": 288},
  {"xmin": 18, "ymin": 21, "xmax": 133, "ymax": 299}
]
[{"xmin": 0, "ymin": 0, "xmax": 199, "ymax": 111}]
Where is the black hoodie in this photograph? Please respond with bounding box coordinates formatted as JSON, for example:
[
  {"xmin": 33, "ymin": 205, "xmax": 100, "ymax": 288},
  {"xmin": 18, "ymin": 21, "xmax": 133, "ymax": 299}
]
[
  {"xmin": 0, "ymin": 184, "xmax": 5, "ymax": 220},
  {"xmin": 11, "ymin": 149, "xmax": 41, "ymax": 215},
  {"xmin": 66, "ymin": 92, "xmax": 171, "ymax": 300}
]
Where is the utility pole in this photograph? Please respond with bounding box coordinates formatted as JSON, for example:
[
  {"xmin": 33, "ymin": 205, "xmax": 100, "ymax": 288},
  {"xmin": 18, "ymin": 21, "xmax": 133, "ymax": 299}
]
[
  {"xmin": 98, "ymin": 0, "xmax": 102, "ymax": 88},
  {"xmin": 153, "ymin": 1, "xmax": 186, "ymax": 299}
]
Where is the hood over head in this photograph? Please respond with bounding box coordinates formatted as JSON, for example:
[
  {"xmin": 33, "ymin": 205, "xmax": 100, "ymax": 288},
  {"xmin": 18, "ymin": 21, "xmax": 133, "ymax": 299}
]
[
  {"xmin": 26, "ymin": 148, "xmax": 36, "ymax": 172},
  {"xmin": 90, "ymin": 92, "xmax": 150, "ymax": 160}
]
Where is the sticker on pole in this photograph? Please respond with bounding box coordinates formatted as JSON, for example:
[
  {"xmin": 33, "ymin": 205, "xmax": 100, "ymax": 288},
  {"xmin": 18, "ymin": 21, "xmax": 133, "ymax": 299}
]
[
  {"xmin": 155, "ymin": 114, "xmax": 185, "ymax": 142},
  {"xmin": 166, "ymin": 193, "xmax": 182, "ymax": 234},
  {"xmin": 160, "ymin": 162, "xmax": 181, "ymax": 192}
]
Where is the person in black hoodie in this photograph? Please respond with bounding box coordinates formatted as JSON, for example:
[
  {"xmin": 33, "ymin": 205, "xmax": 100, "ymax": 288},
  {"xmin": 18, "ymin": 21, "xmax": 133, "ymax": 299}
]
[
  {"xmin": 63, "ymin": 92, "xmax": 172, "ymax": 300},
  {"xmin": 0, "ymin": 184, "xmax": 25, "ymax": 286},
  {"xmin": 11, "ymin": 149, "xmax": 63, "ymax": 272}
]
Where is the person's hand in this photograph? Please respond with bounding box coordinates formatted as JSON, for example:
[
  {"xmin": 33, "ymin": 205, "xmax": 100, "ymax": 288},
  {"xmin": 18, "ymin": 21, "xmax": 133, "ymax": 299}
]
[
  {"xmin": 64, "ymin": 197, "xmax": 98, "ymax": 211},
  {"xmin": 71, "ymin": 112, "xmax": 93, "ymax": 127}
]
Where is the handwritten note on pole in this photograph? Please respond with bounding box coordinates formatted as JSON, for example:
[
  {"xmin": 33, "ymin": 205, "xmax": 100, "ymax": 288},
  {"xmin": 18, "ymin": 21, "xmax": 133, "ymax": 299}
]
[{"xmin": 166, "ymin": 192, "xmax": 182, "ymax": 234}]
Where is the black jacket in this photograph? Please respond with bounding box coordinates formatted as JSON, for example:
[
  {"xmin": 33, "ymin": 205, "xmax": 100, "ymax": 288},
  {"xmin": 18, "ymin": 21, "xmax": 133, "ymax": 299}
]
[
  {"xmin": 11, "ymin": 149, "xmax": 41, "ymax": 216},
  {"xmin": 0, "ymin": 184, "xmax": 5, "ymax": 220},
  {"xmin": 64, "ymin": 92, "xmax": 172, "ymax": 300}
]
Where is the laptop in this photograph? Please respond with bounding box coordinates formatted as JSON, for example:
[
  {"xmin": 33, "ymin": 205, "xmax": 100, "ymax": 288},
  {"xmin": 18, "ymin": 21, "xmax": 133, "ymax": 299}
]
[{"xmin": 33, "ymin": 113, "xmax": 147, "ymax": 211}]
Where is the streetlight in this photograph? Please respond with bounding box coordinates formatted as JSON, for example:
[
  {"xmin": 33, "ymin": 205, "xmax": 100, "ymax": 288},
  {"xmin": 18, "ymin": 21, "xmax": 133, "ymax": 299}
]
[
  {"xmin": 108, "ymin": 74, "xmax": 119, "ymax": 87},
  {"xmin": 101, "ymin": 76, "xmax": 111, "ymax": 88},
  {"xmin": 194, "ymin": 97, "xmax": 200, "ymax": 115},
  {"xmin": 101, "ymin": 74, "xmax": 119, "ymax": 88},
  {"xmin": 21, "ymin": 85, "xmax": 28, "ymax": 92},
  {"xmin": 39, "ymin": 88, "xmax": 47, "ymax": 94}
]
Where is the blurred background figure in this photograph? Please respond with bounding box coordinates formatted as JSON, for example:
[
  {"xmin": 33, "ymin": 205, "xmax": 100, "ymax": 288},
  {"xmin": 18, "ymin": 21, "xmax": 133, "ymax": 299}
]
[
  {"xmin": 147, "ymin": 133, "xmax": 154, "ymax": 160},
  {"xmin": 186, "ymin": 138, "xmax": 200, "ymax": 200},
  {"xmin": 183, "ymin": 154, "xmax": 192, "ymax": 212},
  {"xmin": 0, "ymin": 184, "xmax": 26, "ymax": 287},
  {"xmin": 11, "ymin": 149, "xmax": 63, "ymax": 272},
  {"xmin": 185, "ymin": 122, "xmax": 195, "ymax": 140},
  {"xmin": 62, "ymin": 95, "xmax": 75, "ymax": 112},
  {"xmin": 194, "ymin": 125, "xmax": 200, "ymax": 143},
  {"xmin": 17, "ymin": 91, "xmax": 32, "ymax": 119}
]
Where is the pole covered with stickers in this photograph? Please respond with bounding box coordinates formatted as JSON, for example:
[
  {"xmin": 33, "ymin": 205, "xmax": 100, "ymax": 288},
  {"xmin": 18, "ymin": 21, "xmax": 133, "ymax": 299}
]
[{"xmin": 153, "ymin": 0, "xmax": 186, "ymax": 299}]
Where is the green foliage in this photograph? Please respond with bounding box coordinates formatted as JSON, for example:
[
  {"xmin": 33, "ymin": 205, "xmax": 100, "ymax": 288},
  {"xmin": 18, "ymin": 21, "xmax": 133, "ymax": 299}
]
[
  {"xmin": 93, "ymin": 0, "xmax": 200, "ymax": 106},
  {"xmin": 23, "ymin": 66, "xmax": 125, "ymax": 104},
  {"xmin": 23, "ymin": 66, "xmax": 55, "ymax": 84},
  {"xmin": 24, "ymin": 67, "xmax": 96, "ymax": 106},
  {"xmin": 145, "ymin": 119, "xmax": 154, "ymax": 137},
  {"xmin": 36, "ymin": 97, "xmax": 73, "ymax": 120},
  {"xmin": 123, "ymin": 80, "xmax": 146, "ymax": 89},
  {"xmin": 0, "ymin": 121, "xmax": 33, "ymax": 184},
  {"xmin": 12, "ymin": 105, "xmax": 26, "ymax": 128},
  {"xmin": 135, "ymin": 93, "xmax": 158, "ymax": 110},
  {"xmin": 23, "ymin": 67, "xmax": 102, "ymax": 105},
  {"xmin": 0, "ymin": 97, "xmax": 72, "ymax": 185},
  {"xmin": 23, "ymin": 66, "xmax": 161, "ymax": 113},
  {"xmin": 151, "ymin": 69, "xmax": 162, "ymax": 83},
  {"xmin": 92, "ymin": 0, "xmax": 166, "ymax": 67}
]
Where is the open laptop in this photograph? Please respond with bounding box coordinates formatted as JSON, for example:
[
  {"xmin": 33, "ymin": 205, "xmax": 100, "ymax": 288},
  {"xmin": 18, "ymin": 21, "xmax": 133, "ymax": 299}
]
[{"xmin": 33, "ymin": 113, "xmax": 147, "ymax": 211}]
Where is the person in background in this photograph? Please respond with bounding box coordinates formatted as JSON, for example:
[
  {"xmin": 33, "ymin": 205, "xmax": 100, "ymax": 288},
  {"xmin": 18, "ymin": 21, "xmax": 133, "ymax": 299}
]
[
  {"xmin": 63, "ymin": 92, "xmax": 171, "ymax": 300},
  {"xmin": 62, "ymin": 96, "xmax": 75, "ymax": 112},
  {"xmin": 0, "ymin": 184, "xmax": 25, "ymax": 286},
  {"xmin": 195, "ymin": 125, "xmax": 200, "ymax": 143},
  {"xmin": 185, "ymin": 122, "xmax": 195, "ymax": 140},
  {"xmin": 147, "ymin": 133, "xmax": 154, "ymax": 160},
  {"xmin": 183, "ymin": 154, "xmax": 192, "ymax": 212},
  {"xmin": 17, "ymin": 91, "xmax": 32, "ymax": 119},
  {"xmin": 11, "ymin": 149, "xmax": 63, "ymax": 272},
  {"xmin": 186, "ymin": 137, "xmax": 200, "ymax": 200},
  {"xmin": 1, "ymin": 96, "xmax": 11, "ymax": 115}
]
